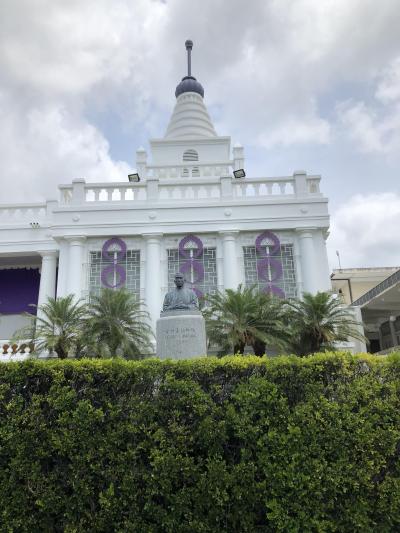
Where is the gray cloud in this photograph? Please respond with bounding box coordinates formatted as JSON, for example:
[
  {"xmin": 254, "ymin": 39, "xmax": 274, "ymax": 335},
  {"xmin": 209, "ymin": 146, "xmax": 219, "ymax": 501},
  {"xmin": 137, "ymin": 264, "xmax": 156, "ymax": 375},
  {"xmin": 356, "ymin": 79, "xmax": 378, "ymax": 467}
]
[{"xmin": 0, "ymin": 0, "xmax": 399, "ymax": 266}]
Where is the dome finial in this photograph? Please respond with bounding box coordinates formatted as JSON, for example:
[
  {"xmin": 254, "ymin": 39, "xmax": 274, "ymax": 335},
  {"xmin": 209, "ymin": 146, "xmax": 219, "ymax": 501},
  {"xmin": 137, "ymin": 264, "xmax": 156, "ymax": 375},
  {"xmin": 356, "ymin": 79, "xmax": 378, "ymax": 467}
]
[
  {"xmin": 185, "ymin": 39, "xmax": 193, "ymax": 77},
  {"xmin": 175, "ymin": 40, "xmax": 204, "ymax": 99}
]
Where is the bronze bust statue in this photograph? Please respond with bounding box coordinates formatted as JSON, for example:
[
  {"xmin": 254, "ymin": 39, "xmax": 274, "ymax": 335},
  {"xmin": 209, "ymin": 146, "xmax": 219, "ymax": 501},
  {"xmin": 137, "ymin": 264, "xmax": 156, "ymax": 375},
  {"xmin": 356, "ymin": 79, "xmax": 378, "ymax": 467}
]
[{"xmin": 162, "ymin": 273, "xmax": 199, "ymax": 311}]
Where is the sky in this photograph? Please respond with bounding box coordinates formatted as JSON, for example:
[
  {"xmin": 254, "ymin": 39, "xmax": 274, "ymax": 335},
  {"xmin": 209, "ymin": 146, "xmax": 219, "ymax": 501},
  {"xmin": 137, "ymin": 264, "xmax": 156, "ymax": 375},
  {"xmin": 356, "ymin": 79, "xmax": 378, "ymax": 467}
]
[{"xmin": 0, "ymin": 0, "xmax": 399, "ymax": 270}]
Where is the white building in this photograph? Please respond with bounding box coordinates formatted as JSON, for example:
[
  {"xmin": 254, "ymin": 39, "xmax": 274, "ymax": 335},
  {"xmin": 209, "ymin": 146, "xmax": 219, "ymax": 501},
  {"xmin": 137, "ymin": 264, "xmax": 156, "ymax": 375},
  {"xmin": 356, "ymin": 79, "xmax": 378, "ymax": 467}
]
[{"xmin": 0, "ymin": 41, "xmax": 331, "ymax": 352}]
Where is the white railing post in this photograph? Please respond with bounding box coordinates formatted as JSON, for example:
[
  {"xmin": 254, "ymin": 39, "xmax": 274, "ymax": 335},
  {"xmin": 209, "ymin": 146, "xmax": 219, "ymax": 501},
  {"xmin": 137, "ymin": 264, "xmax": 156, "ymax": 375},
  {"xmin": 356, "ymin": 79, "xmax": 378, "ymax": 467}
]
[
  {"xmin": 294, "ymin": 171, "xmax": 307, "ymax": 197},
  {"xmin": 220, "ymin": 175, "xmax": 233, "ymax": 198},
  {"xmin": 146, "ymin": 178, "xmax": 159, "ymax": 201},
  {"xmin": 71, "ymin": 178, "xmax": 86, "ymax": 205}
]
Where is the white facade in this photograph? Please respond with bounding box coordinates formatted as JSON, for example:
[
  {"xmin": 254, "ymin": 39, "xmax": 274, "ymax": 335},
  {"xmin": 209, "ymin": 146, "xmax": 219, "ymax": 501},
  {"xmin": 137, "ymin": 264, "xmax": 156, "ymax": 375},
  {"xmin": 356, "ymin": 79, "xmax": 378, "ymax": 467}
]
[{"xmin": 0, "ymin": 46, "xmax": 331, "ymax": 348}]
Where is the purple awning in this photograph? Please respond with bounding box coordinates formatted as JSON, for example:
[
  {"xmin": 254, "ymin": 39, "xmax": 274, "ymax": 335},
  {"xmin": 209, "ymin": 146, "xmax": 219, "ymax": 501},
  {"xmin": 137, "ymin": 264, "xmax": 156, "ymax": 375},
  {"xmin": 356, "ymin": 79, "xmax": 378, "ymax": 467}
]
[{"xmin": 0, "ymin": 268, "xmax": 40, "ymax": 314}]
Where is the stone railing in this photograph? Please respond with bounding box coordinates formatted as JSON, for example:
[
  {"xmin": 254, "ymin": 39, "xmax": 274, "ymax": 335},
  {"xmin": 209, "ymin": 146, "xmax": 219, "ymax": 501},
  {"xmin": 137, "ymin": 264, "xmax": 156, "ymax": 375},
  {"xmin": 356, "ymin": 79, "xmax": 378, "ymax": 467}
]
[
  {"xmin": 0, "ymin": 203, "xmax": 47, "ymax": 223},
  {"xmin": 58, "ymin": 172, "xmax": 321, "ymax": 206},
  {"xmin": 146, "ymin": 162, "xmax": 231, "ymax": 179}
]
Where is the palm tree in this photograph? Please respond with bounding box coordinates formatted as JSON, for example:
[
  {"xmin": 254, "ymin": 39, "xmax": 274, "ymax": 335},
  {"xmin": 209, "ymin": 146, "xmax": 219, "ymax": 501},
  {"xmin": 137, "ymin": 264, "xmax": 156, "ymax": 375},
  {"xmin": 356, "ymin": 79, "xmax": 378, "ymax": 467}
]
[
  {"xmin": 85, "ymin": 289, "xmax": 153, "ymax": 358},
  {"xmin": 284, "ymin": 291, "xmax": 367, "ymax": 356},
  {"xmin": 204, "ymin": 284, "xmax": 287, "ymax": 356},
  {"xmin": 13, "ymin": 295, "xmax": 87, "ymax": 359}
]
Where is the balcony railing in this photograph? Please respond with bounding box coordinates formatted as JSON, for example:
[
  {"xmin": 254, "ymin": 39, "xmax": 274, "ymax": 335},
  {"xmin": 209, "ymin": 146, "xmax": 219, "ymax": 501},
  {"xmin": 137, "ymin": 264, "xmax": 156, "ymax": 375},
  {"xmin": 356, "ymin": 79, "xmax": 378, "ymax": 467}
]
[
  {"xmin": 0, "ymin": 203, "xmax": 47, "ymax": 223},
  {"xmin": 58, "ymin": 171, "xmax": 321, "ymax": 206}
]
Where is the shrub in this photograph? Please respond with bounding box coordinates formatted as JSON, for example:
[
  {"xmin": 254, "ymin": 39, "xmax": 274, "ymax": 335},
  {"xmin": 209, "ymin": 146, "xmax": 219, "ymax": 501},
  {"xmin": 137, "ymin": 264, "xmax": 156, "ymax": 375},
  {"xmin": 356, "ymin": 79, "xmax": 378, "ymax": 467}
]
[{"xmin": 0, "ymin": 353, "xmax": 400, "ymax": 531}]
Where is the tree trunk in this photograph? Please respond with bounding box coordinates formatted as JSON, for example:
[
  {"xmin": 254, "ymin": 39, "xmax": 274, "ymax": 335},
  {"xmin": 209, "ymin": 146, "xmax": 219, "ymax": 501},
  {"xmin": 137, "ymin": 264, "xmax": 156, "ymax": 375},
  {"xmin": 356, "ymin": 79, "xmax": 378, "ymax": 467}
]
[
  {"xmin": 252, "ymin": 338, "xmax": 266, "ymax": 357},
  {"xmin": 233, "ymin": 341, "xmax": 246, "ymax": 355},
  {"xmin": 55, "ymin": 341, "xmax": 67, "ymax": 359}
]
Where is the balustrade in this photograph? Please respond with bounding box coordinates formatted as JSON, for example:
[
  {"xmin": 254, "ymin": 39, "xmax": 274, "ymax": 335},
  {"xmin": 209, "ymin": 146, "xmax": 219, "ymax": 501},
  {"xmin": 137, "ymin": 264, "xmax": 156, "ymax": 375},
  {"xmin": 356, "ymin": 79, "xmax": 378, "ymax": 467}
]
[
  {"xmin": 2, "ymin": 173, "xmax": 321, "ymax": 220},
  {"xmin": 0, "ymin": 204, "xmax": 46, "ymax": 222}
]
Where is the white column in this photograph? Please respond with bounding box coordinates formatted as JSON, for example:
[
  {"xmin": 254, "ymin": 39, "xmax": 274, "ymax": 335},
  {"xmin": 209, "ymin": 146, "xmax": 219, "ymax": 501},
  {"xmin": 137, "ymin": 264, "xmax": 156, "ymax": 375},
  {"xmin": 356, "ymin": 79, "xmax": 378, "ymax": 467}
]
[
  {"xmin": 56, "ymin": 239, "xmax": 69, "ymax": 298},
  {"xmin": 144, "ymin": 234, "xmax": 163, "ymax": 333},
  {"xmin": 351, "ymin": 306, "xmax": 367, "ymax": 353},
  {"xmin": 313, "ymin": 229, "xmax": 331, "ymax": 291},
  {"xmin": 65, "ymin": 236, "xmax": 86, "ymax": 299},
  {"xmin": 297, "ymin": 229, "xmax": 318, "ymax": 295},
  {"xmin": 219, "ymin": 231, "xmax": 239, "ymax": 290},
  {"xmin": 37, "ymin": 251, "xmax": 58, "ymax": 311}
]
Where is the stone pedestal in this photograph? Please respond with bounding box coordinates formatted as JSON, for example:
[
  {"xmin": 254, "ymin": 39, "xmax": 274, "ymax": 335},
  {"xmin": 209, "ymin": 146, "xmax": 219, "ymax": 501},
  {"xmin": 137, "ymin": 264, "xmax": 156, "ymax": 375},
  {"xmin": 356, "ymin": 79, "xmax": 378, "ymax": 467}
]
[{"xmin": 156, "ymin": 310, "xmax": 207, "ymax": 359}]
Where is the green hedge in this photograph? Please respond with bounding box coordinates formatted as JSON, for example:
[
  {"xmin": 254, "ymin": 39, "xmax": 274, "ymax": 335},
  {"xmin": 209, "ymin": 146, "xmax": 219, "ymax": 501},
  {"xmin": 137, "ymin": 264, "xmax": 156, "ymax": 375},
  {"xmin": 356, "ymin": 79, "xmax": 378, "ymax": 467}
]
[{"xmin": 1, "ymin": 353, "xmax": 400, "ymax": 532}]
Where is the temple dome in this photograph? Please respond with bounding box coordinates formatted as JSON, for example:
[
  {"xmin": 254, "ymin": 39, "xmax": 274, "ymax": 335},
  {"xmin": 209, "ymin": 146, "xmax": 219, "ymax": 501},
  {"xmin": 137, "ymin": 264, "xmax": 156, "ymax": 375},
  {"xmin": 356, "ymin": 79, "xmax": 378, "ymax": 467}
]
[
  {"xmin": 165, "ymin": 40, "xmax": 216, "ymax": 139},
  {"xmin": 164, "ymin": 92, "xmax": 217, "ymax": 139},
  {"xmin": 175, "ymin": 76, "xmax": 204, "ymax": 98}
]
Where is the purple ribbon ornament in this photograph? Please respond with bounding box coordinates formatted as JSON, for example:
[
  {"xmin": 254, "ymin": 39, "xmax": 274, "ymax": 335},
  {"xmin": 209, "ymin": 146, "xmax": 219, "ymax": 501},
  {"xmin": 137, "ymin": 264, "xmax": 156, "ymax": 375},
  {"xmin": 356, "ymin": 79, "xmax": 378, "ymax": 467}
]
[
  {"xmin": 178, "ymin": 234, "xmax": 205, "ymax": 298},
  {"xmin": 100, "ymin": 237, "xmax": 127, "ymax": 289},
  {"xmin": 257, "ymin": 257, "xmax": 283, "ymax": 283},
  {"xmin": 255, "ymin": 231, "xmax": 285, "ymax": 298}
]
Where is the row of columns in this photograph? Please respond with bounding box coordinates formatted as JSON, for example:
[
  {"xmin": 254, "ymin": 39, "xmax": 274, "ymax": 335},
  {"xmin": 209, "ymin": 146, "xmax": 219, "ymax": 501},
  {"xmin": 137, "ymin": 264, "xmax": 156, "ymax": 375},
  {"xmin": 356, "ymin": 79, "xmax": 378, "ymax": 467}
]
[{"xmin": 35, "ymin": 229, "xmax": 328, "ymax": 330}]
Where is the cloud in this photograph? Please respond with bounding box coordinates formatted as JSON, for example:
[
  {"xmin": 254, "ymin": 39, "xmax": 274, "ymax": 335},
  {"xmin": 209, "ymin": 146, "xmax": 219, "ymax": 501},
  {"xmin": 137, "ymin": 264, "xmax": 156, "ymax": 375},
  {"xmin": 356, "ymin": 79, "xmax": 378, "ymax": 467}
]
[
  {"xmin": 336, "ymin": 56, "xmax": 400, "ymax": 155},
  {"xmin": 327, "ymin": 193, "xmax": 400, "ymax": 268},
  {"xmin": 0, "ymin": 0, "xmax": 400, "ymax": 202},
  {"xmin": 0, "ymin": 91, "xmax": 130, "ymax": 202}
]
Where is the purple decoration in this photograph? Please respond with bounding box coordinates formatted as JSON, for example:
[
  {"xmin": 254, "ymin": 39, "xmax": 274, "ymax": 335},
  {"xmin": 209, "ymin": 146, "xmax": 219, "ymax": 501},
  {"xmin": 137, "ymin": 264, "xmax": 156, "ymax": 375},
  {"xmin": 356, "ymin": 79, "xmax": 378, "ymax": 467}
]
[
  {"xmin": 257, "ymin": 257, "xmax": 283, "ymax": 283},
  {"xmin": 179, "ymin": 234, "xmax": 203, "ymax": 259},
  {"xmin": 264, "ymin": 285, "xmax": 285, "ymax": 298},
  {"xmin": 101, "ymin": 264, "xmax": 126, "ymax": 289},
  {"xmin": 179, "ymin": 261, "xmax": 204, "ymax": 284},
  {"xmin": 0, "ymin": 268, "xmax": 40, "ymax": 314},
  {"xmin": 102, "ymin": 237, "xmax": 127, "ymax": 262},
  {"xmin": 178, "ymin": 234, "xmax": 205, "ymax": 297},
  {"xmin": 100, "ymin": 237, "xmax": 127, "ymax": 289},
  {"xmin": 192, "ymin": 287, "xmax": 204, "ymax": 299},
  {"xmin": 255, "ymin": 231, "xmax": 286, "ymax": 298},
  {"xmin": 255, "ymin": 231, "xmax": 281, "ymax": 256}
]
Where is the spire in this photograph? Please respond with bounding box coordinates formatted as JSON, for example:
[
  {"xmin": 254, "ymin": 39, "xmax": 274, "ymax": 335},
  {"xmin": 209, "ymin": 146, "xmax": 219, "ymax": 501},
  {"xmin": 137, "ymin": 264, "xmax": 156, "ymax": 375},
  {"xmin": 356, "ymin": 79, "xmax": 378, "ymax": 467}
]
[
  {"xmin": 165, "ymin": 40, "xmax": 216, "ymax": 139},
  {"xmin": 175, "ymin": 40, "xmax": 204, "ymax": 98},
  {"xmin": 186, "ymin": 39, "xmax": 192, "ymax": 76}
]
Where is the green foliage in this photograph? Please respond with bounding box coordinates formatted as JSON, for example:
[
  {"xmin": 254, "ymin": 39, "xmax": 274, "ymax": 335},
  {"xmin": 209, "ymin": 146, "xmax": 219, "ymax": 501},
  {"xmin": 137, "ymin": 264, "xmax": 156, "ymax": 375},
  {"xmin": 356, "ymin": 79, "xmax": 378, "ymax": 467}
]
[
  {"xmin": 13, "ymin": 295, "xmax": 88, "ymax": 359},
  {"xmin": 284, "ymin": 291, "xmax": 367, "ymax": 356},
  {"xmin": 204, "ymin": 284, "xmax": 287, "ymax": 356},
  {"xmin": 83, "ymin": 288, "xmax": 153, "ymax": 359},
  {"xmin": 1, "ymin": 353, "xmax": 400, "ymax": 531},
  {"xmin": 13, "ymin": 290, "xmax": 153, "ymax": 360}
]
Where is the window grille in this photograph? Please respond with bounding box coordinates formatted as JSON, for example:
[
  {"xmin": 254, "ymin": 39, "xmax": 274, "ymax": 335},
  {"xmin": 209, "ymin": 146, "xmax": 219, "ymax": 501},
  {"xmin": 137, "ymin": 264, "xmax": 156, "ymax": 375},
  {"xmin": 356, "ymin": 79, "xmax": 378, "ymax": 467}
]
[
  {"xmin": 243, "ymin": 244, "xmax": 297, "ymax": 298},
  {"xmin": 167, "ymin": 247, "xmax": 217, "ymax": 297},
  {"xmin": 88, "ymin": 250, "xmax": 140, "ymax": 299}
]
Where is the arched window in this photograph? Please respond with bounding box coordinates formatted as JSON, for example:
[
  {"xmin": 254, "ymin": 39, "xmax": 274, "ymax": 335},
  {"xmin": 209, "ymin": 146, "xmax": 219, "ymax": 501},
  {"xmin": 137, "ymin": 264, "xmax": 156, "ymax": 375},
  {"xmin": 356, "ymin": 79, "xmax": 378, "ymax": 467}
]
[{"xmin": 182, "ymin": 149, "xmax": 199, "ymax": 177}]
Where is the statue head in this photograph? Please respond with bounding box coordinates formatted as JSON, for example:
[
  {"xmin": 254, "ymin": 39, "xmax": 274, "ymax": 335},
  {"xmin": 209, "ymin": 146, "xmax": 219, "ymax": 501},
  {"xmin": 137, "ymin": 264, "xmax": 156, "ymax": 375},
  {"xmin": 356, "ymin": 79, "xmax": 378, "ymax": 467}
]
[{"xmin": 174, "ymin": 272, "xmax": 185, "ymax": 289}]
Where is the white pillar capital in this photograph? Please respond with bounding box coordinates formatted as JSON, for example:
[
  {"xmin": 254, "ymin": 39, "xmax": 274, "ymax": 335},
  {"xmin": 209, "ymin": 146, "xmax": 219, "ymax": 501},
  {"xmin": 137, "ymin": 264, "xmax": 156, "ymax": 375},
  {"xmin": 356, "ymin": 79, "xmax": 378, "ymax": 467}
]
[
  {"xmin": 143, "ymin": 233, "xmax": 163, "ymax": 244},
  {"xmin": 38, "ymin": 250, "xmax": 58, "ymax": 259},
  {"xmin": 296, "ymin": 227, "xmax": 317, "ymax": 239},
  {"xmin": 65, "ymin": 235, "xmax": 86, "ymax": 246},
  {"xmin": 219, "ymin": 230, "xmax": 239, "ymax": 240}
]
